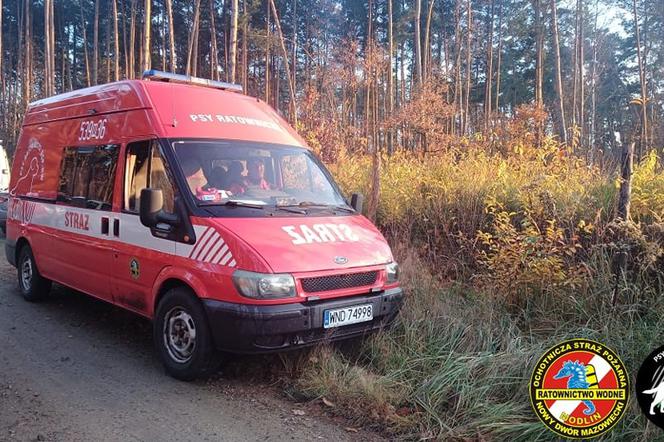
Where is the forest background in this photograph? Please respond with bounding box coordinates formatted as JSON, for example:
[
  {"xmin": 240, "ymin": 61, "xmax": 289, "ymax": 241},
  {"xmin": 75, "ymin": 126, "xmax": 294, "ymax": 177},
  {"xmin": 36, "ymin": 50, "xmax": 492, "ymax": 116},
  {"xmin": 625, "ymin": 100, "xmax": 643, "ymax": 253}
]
[{"xmin": 1, "ymin": 0, "xmax": 664, "ymax": 438}]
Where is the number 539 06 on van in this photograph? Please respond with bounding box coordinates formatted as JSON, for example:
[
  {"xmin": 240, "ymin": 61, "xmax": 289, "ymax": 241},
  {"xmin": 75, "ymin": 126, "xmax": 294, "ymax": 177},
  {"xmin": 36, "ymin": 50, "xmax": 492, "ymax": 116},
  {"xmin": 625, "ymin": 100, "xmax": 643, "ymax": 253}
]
[{"xmin": 6, "ymin": 71, "xmax": 403, "ymax": 380}]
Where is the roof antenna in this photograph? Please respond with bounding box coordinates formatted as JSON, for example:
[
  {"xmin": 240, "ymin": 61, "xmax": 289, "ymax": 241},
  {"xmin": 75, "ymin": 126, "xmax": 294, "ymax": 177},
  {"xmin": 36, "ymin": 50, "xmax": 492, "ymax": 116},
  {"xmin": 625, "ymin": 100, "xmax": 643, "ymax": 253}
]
[{"xmin": 170, "ymin": 83, "xmax": 177, "ymax": 127}]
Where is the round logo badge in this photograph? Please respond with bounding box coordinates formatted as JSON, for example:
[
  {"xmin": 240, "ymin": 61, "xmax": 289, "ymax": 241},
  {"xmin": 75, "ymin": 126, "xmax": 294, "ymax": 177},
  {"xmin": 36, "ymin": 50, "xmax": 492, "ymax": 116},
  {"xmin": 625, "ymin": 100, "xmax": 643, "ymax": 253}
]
[
  {"xmin": 636, "ymin": 344, "xmax": 664, "ymax": 428},
  {"xmin": 129, "ymin": 258, "xmax": 140, "ymax": 280},
  {"xmin": 529, "ymin": 338, "xmax": 629, "ymax": 439}
]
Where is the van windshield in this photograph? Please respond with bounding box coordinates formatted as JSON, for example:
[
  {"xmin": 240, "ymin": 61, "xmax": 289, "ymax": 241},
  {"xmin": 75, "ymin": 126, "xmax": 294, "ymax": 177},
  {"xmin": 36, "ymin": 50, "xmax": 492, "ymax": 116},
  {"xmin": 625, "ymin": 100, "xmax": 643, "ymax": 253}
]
[{"xmin": 172, "ymin": 140, "xmax": 350, "ymax": 211}]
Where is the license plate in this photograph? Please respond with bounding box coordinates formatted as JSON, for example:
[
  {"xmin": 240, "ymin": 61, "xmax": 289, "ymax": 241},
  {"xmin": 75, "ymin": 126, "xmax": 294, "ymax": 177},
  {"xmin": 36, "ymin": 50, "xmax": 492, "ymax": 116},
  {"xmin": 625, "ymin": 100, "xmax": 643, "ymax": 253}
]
[{"xmin": 323, "ymin": 304, "xmax": 373, "ymax": 329}]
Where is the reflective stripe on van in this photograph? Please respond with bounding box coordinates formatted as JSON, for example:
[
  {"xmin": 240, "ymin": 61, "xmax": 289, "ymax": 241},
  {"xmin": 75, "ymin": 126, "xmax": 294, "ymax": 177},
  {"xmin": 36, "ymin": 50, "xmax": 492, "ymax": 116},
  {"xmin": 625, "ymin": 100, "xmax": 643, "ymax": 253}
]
[{"xmin": 8, "ymin": 198, "xmax": 236, "ymax": 267}]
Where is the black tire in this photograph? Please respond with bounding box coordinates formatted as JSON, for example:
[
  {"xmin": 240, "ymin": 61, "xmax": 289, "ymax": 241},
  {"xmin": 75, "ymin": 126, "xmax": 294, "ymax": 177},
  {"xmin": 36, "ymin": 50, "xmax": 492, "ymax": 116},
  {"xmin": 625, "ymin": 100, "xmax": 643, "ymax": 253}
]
[
  {"xmin": 17, "ymin": 245, "xmax": 52, "ymax": 302},
  {"xmin": 153, "ymin": 287, "xmax": 220, "ymax": 381}
]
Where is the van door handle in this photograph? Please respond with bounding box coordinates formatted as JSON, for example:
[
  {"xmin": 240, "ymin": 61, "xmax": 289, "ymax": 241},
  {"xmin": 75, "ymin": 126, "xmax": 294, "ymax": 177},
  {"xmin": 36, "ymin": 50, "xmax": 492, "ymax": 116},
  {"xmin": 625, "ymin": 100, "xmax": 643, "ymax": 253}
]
[
  {"xmin": 101, "ymin": 217, "xmax": 109, "ymax": 235},
  {"xmin": 113, "ymin": 219, "xmax": 120, "ymax": 237}
]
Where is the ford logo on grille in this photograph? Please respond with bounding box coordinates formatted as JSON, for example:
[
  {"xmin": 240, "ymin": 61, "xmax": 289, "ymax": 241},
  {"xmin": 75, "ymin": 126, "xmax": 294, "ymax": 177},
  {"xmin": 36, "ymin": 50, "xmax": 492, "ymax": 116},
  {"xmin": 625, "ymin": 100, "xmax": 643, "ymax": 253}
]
[{"xmin": 334, "ymin": 256, "xmax": 348, "ymax": 264}]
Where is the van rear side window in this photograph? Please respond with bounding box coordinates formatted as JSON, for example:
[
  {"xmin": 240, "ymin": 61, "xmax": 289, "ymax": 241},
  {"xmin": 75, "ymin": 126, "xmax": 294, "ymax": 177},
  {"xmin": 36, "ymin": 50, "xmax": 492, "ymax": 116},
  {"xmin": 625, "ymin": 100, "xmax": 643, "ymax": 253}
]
[{"xmin": 57, "ymin": 145, "xmax": 119, "ymax": 210}]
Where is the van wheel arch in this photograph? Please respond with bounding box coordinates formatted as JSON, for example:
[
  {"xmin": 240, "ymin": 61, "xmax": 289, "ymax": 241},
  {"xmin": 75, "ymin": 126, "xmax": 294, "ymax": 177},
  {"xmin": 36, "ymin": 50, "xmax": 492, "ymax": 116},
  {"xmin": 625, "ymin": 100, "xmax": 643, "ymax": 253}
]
[
  {"xmin": 15, "ymin": 237, "xmax": 30, "ymax": 264},
  {"xmin": 16, "ymin": 241, "xmax": 52, "ymax": 301},
  {"xmin": 154, "ymin": 278, "xmax": 195, "ymax": 315}
]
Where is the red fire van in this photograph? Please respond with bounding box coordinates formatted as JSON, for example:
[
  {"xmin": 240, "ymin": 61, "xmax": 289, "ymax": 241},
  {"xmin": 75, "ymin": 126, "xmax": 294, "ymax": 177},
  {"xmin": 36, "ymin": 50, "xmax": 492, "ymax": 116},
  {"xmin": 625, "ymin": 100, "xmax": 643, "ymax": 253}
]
[{"xmin": 6, "ymin": 71, "xmax": 403, "ymax": 380}]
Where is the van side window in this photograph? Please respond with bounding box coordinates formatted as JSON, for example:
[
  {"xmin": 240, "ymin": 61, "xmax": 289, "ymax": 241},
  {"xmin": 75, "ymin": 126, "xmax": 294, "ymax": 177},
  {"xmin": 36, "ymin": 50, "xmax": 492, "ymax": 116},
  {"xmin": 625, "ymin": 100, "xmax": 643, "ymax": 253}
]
[
  {"xmin": 58, "ymin": 148, "xmax": 78, "ymax": 198},
  {"xmin": 125, "ymin": 140, "xmax": 175, "ymax": 214},
  {"xmin": 88, "ymin": 145, "xmax": 120, "ymax": 208},
  {"xmin": 57, "ymin": 145, "xmax": 119, "ymax": 210},
  {"xmin": 71, "ymin": 148, "xmax": 94, "ymax": 204}
]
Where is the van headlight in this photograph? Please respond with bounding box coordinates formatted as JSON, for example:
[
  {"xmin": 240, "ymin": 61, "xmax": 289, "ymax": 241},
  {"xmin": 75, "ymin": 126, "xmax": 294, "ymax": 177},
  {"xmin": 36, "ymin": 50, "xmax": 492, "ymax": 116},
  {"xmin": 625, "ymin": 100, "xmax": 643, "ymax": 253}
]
[
  {"xmin": 385, "ymin": 262, "xmax": 399, "ymax": 283},
  {"xmin": 232, "ymin": 270, "xmax": 296, "ymax": 299}
]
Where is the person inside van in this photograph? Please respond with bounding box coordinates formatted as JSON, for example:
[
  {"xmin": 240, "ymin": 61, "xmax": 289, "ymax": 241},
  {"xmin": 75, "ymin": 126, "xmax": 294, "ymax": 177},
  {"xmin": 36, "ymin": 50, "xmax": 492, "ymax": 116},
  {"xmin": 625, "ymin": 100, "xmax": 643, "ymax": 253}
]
[
  {"xmin": 246, "ymin": 158, "xmax": 271, "ymax": 190},
  {"xmin": 229, "ymin": 158, "xmax": 270, "ymax": 194},
  {"xmin": 181, "ymin": 157, "xmax": 208, "ymax": 194},
  {"xmin": 209, "ymin": 165, "xmax": 228, "ymax": 189},
  {"xmin": 228, "ymin": 161, "xmax": 246, "ymax": 194}
]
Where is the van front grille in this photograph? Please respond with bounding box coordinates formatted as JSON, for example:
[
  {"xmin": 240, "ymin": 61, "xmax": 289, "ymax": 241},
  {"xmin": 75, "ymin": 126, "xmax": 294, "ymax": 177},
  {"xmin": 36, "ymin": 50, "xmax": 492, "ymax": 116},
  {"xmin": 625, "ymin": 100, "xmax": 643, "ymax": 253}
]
[{"xmin": 301, "ymin": 271, "xmax": 378, "ymax": 293}]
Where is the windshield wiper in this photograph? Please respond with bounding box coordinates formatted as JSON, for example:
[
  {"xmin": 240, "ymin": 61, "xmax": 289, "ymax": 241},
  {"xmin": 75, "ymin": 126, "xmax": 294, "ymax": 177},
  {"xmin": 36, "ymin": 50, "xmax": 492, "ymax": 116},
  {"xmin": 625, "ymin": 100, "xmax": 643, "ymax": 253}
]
[
  {"xmin": 279, "ymin": 202, "xmax": 355, "ymax": 214},
  {"xmin": 273, "ymin": 206, "xmax": 307, "ymax": 215},
  {"xmin": 330, "ymin": 205, "xmax": 355, "ymax": 214},
  {"xmin": 204, "ymin": 200, "xmax": 307, "ymax": 214},
  {"xmin": 199, "ymin": 200, "xmax": 266, "ymax": 209}
]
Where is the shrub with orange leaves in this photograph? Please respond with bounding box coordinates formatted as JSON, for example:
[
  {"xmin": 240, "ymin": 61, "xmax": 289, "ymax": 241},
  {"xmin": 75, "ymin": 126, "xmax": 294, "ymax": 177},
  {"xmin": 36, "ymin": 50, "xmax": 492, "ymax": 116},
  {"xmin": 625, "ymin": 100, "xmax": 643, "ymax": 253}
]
[{"xmin": 476, "ymin": 203, "xmax": 585, "ymax": 305}]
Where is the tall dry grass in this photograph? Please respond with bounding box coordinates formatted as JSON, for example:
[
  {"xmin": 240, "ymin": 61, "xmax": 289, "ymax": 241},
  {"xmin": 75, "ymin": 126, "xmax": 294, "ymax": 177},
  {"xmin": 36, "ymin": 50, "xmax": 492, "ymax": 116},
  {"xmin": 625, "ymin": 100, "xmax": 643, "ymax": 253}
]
[{"xmin": 292, "ymin": 140, "xmax": 664, "ymax": 439}]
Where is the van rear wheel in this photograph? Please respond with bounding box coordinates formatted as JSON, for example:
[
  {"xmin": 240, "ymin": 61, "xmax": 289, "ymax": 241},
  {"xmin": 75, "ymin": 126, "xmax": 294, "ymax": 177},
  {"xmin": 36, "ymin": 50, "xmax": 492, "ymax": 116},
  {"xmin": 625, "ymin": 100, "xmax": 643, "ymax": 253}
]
[
  {"xmin": 154, "ymin": 287, "xmax": 220, "ymax": 381},
  {"xmin": 17, "ymin": 245, "xmax": 52, "ymax": 302}
]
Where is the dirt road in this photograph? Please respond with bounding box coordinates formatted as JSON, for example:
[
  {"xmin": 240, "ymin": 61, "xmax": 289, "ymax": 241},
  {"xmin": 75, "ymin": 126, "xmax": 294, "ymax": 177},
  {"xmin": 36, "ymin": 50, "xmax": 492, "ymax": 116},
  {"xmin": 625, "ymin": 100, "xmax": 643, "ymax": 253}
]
[{"xmin": 0, "ymin": 250, "xmax": 380, "ymax": 441}]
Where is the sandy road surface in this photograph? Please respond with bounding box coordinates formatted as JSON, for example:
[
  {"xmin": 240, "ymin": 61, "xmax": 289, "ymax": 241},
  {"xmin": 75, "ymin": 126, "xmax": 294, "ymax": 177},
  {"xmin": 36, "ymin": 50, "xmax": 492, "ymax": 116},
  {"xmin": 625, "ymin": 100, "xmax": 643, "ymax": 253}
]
[{"xmin": 0, "ymin": 248, "xmax": 381, "ymax": 442}]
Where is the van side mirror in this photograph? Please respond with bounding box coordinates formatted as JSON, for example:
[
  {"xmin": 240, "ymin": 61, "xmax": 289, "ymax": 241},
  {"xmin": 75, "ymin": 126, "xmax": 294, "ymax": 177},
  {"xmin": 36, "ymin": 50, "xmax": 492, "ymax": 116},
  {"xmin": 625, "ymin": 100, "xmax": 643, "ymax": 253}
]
[
  {"xmin": 350, "ymin": 193, "xmax": 364, "ymax": 213},
  {"xmin": 140, "ymin": 188, "xmax": 179, "ymax": 228}
]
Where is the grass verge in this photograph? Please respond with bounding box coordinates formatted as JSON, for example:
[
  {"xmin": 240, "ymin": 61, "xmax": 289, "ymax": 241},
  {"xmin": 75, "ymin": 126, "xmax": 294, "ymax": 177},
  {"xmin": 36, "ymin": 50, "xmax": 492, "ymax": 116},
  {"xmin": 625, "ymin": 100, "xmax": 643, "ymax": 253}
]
[{"xmin": 290, "ymin": 246, "xmax": 664, "ymax": 440}]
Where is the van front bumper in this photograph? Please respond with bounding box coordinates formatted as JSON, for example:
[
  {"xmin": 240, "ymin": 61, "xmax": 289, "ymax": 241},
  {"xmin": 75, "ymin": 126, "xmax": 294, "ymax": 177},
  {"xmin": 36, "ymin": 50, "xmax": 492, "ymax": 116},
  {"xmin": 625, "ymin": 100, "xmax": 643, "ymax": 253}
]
[{"xmin": 202, "ymin": 287, "xmax": 403, "ymax": 353}]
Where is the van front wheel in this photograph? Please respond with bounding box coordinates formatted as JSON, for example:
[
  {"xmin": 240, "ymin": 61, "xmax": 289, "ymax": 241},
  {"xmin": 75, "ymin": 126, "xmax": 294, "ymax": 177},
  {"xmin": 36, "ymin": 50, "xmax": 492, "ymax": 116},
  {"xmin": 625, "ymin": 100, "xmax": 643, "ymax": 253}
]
[
  {"xmin": 154, "ymin": 287, "xmax": 220, "ymax": 381},
  {"xmin": 17, "ymin": 245, "xmax": 52, "ymax": 302}
]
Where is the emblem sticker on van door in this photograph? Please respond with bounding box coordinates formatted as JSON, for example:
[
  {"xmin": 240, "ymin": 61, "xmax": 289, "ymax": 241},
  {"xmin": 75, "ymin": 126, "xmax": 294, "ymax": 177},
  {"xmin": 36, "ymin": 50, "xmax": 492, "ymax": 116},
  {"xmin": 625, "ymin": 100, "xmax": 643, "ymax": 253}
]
[
  {"xmin": 282, "ymin": 224, "xmax": 359, "ymax": 245},
  {"xmin": 10, "ymin": 138, "xmax": 45, "ymax": 197}
]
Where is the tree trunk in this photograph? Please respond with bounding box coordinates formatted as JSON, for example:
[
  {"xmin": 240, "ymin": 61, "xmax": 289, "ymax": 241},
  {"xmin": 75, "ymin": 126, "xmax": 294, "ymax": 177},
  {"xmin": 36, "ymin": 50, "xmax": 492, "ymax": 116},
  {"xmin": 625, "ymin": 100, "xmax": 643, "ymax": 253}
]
[
  {"xmin": 484, "ymin": 0, "xmax": 494, "ymax": 131},
  {"xmin": 269, "ymin": 0, "xmax": 297, "ymax": 125},
  {"xmin": 160, "ymin": 9, "xmax": 166, "ymax": 70},
  {"xmin": 228, "ymin": 0, "xmax": 239, "ymax": 83},
  {"xmin": 534, "ymin": 0, "xmax": 543, "ymax": 107},
  {"xmin": 579, "ymin": 0, "xmax": 585, "ymax": 148},
  {"xmin": 551, "ymin": 0, "xmax": 568, "ymax": 144},
  {"xmin": 612, "ymin": 140, "xmax": 634, "ymax": 305},
  {"xmin": 186, "ymin": 0, "xmax": 201, "ymax": 76},
  {"xmin": 292, "ymin": 0, "xmax": 297, "ymax": 100},
  {"xmin": 121, "ymin": 0, "xmax": 129, "ymax": 78},
  {"xmin": 192, "ymin": 14, "xmax": 199, "ymax": 76},
  {"xmin": 633, "ymin": 0, "xmax": 648, "ymax": 156},
  {"xmin": 367, "ymin": 0, "xmax": 379, "ymax": 222},
  {"xmin": 387, "ymin": 0, "xmax": 394, "ymax": 152},
  {"xmin": 453, "ymin": 0, "xmax": 462, "ymax": 135},
  {"xmin": 533, "ymin": 0, "xmax": 544, "ymax": 146},
  {"xmin": 79, "ymin": 0, "xmax": 91, "ymax": 87},
  {"xmin": 365, "ymin": 0, "xmax": 372, "ymax": 145},
  {"xmin": 242, "ymin": 9, "xmax": 247, "ymax": 91},
  {"xmin": 93, "ymin": 0, "xmax": 99, "ymax": 84},
  {"xmin": 463, "ymin": 0, "xmax": 472, "ymax": 135},
  {"xmin": 24, "ymin": 0, "xmax": 32, "ymax": 102},
  {"xmin": 210, "ymin": 0, "xmax": 219, "ymax": 80},
  {"xmin": 414, "ymin": 0, "xmax": 423, "ymax": 86},
  {"xmin": 112, "ymin": 0, "xmax": 120, "ymax": 81},
  {"xmin": 494, "ymin": 0, "xmax": 503, "ymax": 112},
  {"xmin": 51, "ymin": 0, "xmax": 55, "ymax": 91},
  {"xmin": 44, "ymin": 0, "xmax": 52, "ymax": 96},
  {"xmin": 165, "ymin": 0, "xmax": 177, "ymax": 72},
  {"xmin": 142, "ymin": 0, "xmax": 151, "ymax": 73},
  {"xmin": 571, "ymin": 4, "xmax": 577, "ymax": 127},
  {"xmin": 589, "ymin": 0, "xmax": 598, "ymax": 157},
  {"xmin": 129, "ymin": 0, "xmax": 136, "ymax": 79},
  {"xmin": 105, "ymin": 4, "xmax": 111, "ymax": 82},
  {"xmin": 423, "ymin": 0, "xmax": 436, "ymax": 81},
  {"xmin": 265, "ymin": 1, "xmax": 270, "ymax": 102},
  {"xmin": 49, "ymin": 0, "xmax": 55, "ymax": 94}
]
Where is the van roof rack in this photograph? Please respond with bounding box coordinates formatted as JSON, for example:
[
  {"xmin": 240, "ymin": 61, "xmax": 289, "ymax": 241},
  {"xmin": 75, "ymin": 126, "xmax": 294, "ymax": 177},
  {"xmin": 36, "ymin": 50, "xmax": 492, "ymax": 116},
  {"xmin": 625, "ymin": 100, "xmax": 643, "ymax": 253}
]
[{"xmin": 142, "ymin": 70, "xmax": 243, "ymax": 93}]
